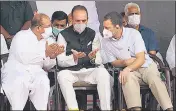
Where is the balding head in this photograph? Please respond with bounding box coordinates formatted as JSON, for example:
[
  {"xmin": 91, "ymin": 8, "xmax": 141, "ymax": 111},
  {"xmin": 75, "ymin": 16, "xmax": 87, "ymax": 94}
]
[{"xmin": 31, "ymin": 13, "xmax": 51, "ymax": 29}]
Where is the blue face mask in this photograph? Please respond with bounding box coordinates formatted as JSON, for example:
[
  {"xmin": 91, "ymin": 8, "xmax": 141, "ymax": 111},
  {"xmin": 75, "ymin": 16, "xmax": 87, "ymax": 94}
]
[{"xmin": 52, "ymin": 27, "xmax": 64, "ymax": 37}]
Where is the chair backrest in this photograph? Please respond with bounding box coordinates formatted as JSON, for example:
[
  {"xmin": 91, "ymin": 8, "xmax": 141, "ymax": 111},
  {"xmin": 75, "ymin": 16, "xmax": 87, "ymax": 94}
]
[
  {"xmin": 0, "ymin": 53, "xmax": 9, "ymax": 93},
  {"xmin": 0, "ymin": 53, "xmax": 9, "ymax": 69}
]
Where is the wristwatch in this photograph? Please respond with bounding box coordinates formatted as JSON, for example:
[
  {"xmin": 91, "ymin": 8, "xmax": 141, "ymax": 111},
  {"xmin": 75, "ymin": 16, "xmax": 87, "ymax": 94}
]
[{"xmin": 90, "ymin": 58, "xmax": 96, "ymax": 64}]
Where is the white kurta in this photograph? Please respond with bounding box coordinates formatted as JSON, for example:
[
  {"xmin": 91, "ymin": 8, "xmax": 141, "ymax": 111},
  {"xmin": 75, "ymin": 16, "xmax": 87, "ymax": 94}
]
[
  {"xmin": 166, "ymin": 35, "xmax": 175, "ymax": 69},
  {"xmin": 1, "ymin": 34, "xmax": 9, "ymax": 54},
  {"xmin": 1, "ymin": 29, "xmax": 56, "ymax": 110}
]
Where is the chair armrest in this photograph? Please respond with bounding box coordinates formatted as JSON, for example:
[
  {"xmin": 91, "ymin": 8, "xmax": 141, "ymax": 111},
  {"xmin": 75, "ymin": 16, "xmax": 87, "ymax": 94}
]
[
  {"xmin": 149, "ymin": 54, "xmax": 165, "ymax": 69},
  {"xmin": 160, "ymin": 66, "xmax": 172, "ymax": 97},
  {"xmin": 172, "ymin": 67, "xmax": 176, "ymax": 77},
  {"xmin": 48, "ymin": 65, "xmax": 60, "ymax": 72}
]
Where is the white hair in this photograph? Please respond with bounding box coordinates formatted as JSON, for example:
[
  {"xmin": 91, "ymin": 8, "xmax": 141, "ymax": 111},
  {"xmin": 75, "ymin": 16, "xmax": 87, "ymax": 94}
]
[{"xmin": 124, "ymin": 2, "xmax": 140, "ymax": 16}]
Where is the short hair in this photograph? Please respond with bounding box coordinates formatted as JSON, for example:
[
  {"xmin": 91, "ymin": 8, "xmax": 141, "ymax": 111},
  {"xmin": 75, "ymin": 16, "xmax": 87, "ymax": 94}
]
[
  {"xmin": 71, "ymin": 5, "xmax": 88, "ymax": 18},
  {"xmin": 51, "ymin": 11, "xmax": 68, "ymax": 24},
  {"xmin": 124, "ymin": 2, "xmax": 140, "ymax": 16},
  {"xmin": 120, "ymin": 12, "xmax": 125, "ymax": 17},
  {"xmin": 104, "ymin": 11, "xmax": 123, "ymax": 27},
  {"xmin": 31, "ymin": 13, "xmax": 49, "ymax": 28}
]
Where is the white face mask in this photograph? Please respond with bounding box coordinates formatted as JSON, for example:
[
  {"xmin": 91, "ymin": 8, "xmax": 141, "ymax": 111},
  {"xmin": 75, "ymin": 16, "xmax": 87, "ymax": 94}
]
[
  {"xmin": 128, "ymin": 14, "xmax": 140, "ymax": 27},
  {"xmin": 73, "ymin": 24, "xmax": 86, "ymax": 34},
  {"xmin": 103, "ymin": 29, "xmax": 113, "ymax": 38},
  {"xmin": 42, "ymin": 27, "xmax": 53, "ymax": 39}
]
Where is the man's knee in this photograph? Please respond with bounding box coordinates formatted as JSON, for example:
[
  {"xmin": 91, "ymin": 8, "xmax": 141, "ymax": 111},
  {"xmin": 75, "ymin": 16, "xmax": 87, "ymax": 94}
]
[
  {"xmin": 57, "ymin": 70, "xmax": 72, "ymax": 84},
  {"xmin": 38, "ymin": 75, "xmax": 50, "ymax": 89},
  {"xmin": 126, "ymin": 72, "xmax": 138, "ymax": 84},
  {"xmin": 145, "ymin": 70, "xmax": 161, "ymax": 86},
  {"xmin": 96, "ymin": 67, "xmax": 111, "ymax": 79}
]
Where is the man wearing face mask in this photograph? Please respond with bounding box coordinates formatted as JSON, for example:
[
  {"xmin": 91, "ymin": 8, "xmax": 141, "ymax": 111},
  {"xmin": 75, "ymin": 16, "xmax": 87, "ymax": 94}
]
[
  {"xmin": 41, "ymin": 11, "xmax": 68, "ymax": 45},
  {"xmin": 56, "ymin": 5, "xmax": 113, "ymax": 110},
  {"xmin": 1, "ymin": 13, "xmax": 64, "ymax": 110},
  {"xmin": 101, "ymin": 11, "xmax": 173, "ymax": 111},
  {"xmin": 124, "ymin": 3, "xmax": 159, "ymax": 56},
  {"xmin": 51, "ymin": 11, "xmax": 68, "ymax": 38}
]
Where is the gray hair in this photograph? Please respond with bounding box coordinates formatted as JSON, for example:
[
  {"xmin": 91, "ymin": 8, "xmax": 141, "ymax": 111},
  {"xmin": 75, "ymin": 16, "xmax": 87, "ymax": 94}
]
[
  {"xmin": 31, "ymin": 13, "xmax": 49, "ymax": 29},
  {"xmin": 124, "ymin": 2, "xmax": 140, "ymax": 16},
  {"xmin": 104, "ymin": 11, "xmax": 123, "ymax": 27}
]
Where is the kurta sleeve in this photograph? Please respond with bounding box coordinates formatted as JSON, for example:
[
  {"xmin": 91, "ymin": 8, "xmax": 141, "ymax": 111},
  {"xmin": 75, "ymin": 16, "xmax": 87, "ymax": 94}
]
[{"xmin": 56, "ymin": 33, "xmax": 78, "ymax": 67}]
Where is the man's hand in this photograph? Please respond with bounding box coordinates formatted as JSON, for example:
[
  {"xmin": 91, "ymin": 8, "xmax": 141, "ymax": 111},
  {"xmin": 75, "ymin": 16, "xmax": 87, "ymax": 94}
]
[
  {"xmin": 45, "ymin": 42, "xmax": 64, "ymax": 59},
  {"xmin": 88, "ymin": 48, "xmax": 99, "ymax": 59},
  {"xmin": 118, "ymin": 67, "xmax": 132, "ymax": 85},
  {"xmin": 71, "ymin": 49, "xmax": 86, "ymax": 62},
  {"xmin": 51, "ymin": 44, "xmax": 65, "ymax": 58},
  {"xmin": 124, "ymin": 57, "xmax": 136, "ymax": 66}
]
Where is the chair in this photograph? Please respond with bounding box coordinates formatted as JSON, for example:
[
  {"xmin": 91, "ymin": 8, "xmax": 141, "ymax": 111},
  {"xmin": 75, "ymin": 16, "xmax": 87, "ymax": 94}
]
[
  {"xmin": 52, "ymin": 68, "xmax": 100, "ymax": 110},
  {"xmin": 48, "ymin": 59, "xmax": 115, "ymax": 110},
  {"xmin": 163, "ymin": 59, "xmax": 176, "ymax": 111},
  {"xmin": 0, "ymin": 53, "xmax": 11, "ymax": 110},
  {"xmin": 111, "ymin": 54, "xmax": 172, "ymax": 111}
]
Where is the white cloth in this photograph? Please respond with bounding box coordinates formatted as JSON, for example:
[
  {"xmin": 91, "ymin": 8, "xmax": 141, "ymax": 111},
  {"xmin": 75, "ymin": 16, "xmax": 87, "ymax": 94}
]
[
  {"xmin": 36, "ymin": 1, "xmax": 100, "ymax": 33},
  {"xmin": 166, "ymin": 35, "xmax": 175, "ymax": 69},
  {"xmin": 1, "ymin": 34, "xmax": 9, "ymax": 54},
  {"xmin": 101, "ymin": 27, "xmax": 153, "ymax": 68},
  {"xmin": 57, "ymin": 67, "xmax": 113, "ymax": 110},
  {"xmin": 1, "ymin": 29, "xmax": 56, "ymax": 110}
]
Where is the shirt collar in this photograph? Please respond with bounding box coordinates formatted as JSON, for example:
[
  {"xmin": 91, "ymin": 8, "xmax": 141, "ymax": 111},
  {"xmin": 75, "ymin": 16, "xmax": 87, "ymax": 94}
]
[{"xmin": 138, "ymin": 25, "xmax": 145, "ymax": 32}]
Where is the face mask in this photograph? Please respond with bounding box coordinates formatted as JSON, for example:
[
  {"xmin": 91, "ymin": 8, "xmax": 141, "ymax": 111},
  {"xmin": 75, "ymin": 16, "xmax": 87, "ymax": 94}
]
[
  {"xmin": 42, "ymin": 27, "xmax": 53, "ymax": 39},
  {"xmin": 73, "ymin": 24, "xmax": 86, "ymax": 34},
  {"xmin": 103, "ymin": 29, "xmax": 113, "ymax": 38},
  {"xmin": 128, "ymin": 14, "xmax": 140, "ymax": 27},
  {"xmin": 52, "ymin": 27, "xmax": 64, "ymax": 37}
]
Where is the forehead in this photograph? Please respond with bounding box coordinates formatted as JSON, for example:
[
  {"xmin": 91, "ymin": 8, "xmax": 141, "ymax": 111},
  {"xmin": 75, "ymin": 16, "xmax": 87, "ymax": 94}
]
[
  {"xmin": 128, "ymin": 6, "xmax": 139, "ymax": 13},
  {"xmin": 42, "ymin": 17, "xmax": 51, "ymax": 25},
  {"xmin": 103, "ymin": 19, "xmax": 113, "ymax": 27},
  {"xmin": 53, "ymin": 19, "xmax": 66, "ymax": 24},
  {"xmin": 72, "ymin": 10, "xmax": 87, "ymax": 20}
]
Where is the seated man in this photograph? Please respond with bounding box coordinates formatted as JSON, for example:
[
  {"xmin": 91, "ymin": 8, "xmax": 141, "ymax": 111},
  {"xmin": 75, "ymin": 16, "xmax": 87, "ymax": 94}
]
[
  {"xmin": 124, "ymin": 2, "xmax": 159, "ymax": 56},
  {"xmin": 102, "ymin": 11, "xmax": 173, "ymax": 111},
  {"xmin": 41, "ymin": 11, "xmax": 68, "ymax": 46},
  {"xmin": 47, "ymin": 11, "xmax": 68, "ymax": 87},
  {"xmin": 51, "ymin": 11, "xmax": 68, "ymax": 37},
  {"xmin": 1, "ymin": 13, "xmax": 64, "ymax": 110},
  {"xmin": 56, "ymin": 5, "xmax": 113, "ymax": 110},
  {"xmin": 120, "ymin": 12, "xmax": 127, "ymax": 27}
]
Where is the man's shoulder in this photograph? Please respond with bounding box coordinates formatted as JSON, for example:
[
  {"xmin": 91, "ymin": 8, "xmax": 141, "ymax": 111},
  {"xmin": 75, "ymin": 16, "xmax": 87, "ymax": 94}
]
[
  {"xmin": 86, "ymin": 27, "xmax": 96, "ymax": 34},
  {"xmin": 124, "ymin": 27, "xmax": 141, "ymax": 36},
  {"xmin": 140, "ymin": 25, "xmax": 154, "ymax": 34},
  {"xmin": 14, "ymin": 29, "xmax": 31, "ymax": 39}
]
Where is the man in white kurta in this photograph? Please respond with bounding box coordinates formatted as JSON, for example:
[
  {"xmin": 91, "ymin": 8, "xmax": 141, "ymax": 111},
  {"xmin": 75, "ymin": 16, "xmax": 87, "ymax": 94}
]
[
  {"xmin": 1, "ymin": 13, "xmax": 64, "ymax": 110},
  {"xmin": 56, "ymin": 5, "xmax": 113, "ymax": 110}
]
